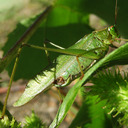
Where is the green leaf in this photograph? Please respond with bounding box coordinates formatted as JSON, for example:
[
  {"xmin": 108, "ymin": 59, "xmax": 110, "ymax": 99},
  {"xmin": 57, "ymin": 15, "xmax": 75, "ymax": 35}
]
[
  {"xmin": 54, "ymin": 0, "xmax": 128, "ymax": 38},
  {"xmin": 69, "ymin": 96, "xmax": 119, "ymax": 128},
  {"xmin": 90, "ymin": 69, "xmax": 128, "ymax": 126},
  {"xmin": 1, "ymin": 1, "xmax": 92, "ymax": 80},
  {"xmin": 49, "ymin": 43, "xmax": 128, "ymax": 127},
  {"xmin": 66, "ymin": 0, "xmax": 128, "ymax": 38}
]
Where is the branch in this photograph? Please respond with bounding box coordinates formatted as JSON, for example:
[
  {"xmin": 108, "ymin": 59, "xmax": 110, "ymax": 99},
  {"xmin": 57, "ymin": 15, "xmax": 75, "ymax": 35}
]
[{"xmin": 0, "ymin": 5, "xmax": 52, "ymax": 73}]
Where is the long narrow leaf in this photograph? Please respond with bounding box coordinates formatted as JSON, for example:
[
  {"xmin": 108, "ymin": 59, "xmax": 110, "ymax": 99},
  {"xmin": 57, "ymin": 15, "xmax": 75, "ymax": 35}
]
[{"xmin": 49, "ymin": 43, "xmax": 128, "ymax": 127}]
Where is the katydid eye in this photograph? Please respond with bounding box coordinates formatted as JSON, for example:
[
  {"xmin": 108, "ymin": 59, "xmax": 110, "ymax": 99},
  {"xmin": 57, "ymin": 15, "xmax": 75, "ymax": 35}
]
[
  {"xmin": 108, "ymin": 26, "xmax": 115, "ymax": 33},
  {"xmin": 108, "ymin": 25, "xmax": 119, "ymax": 38}
]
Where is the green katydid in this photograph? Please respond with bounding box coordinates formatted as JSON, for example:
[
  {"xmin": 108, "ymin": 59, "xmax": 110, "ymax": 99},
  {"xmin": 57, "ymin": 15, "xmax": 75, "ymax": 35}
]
[
  {"xmin": 1, "ymin": 0, "xmax": 123, "ymax": 118},
  {"xmin": 13, "ymin": 3, "xmax": 120, "ymax": 108}
]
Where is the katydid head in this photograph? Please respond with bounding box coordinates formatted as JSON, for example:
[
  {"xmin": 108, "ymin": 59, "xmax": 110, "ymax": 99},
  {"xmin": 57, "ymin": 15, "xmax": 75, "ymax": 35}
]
[
  {"xmin": 108, "ymin": 0, "xmax": 128, "ymax": 43},
  {"xmin": 104, "ymin": 0, "xmax": 120, "ymax": 46},
  {"xmin": 107, "ymin": 25, "xmax": 120, "ymax": 47},
  {"xmin": 108, "ymin": 25, "xmax": 120, "ymax": 39}
]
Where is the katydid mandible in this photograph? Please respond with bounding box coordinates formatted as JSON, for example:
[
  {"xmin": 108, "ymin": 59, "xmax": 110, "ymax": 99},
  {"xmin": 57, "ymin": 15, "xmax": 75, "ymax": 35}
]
[{"xmin": 1, "ymin": 0, "xmax": 120, "ymax": 117}]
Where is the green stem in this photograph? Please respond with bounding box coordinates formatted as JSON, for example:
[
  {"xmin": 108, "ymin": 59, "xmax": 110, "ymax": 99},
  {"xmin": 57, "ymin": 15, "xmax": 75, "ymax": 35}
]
[
  {"xmin": 0, "ymin": 5, "xmax": 52, "ymax": 73},
  {"xmin": 1, "ymin": 47, "xmax": 22, "ymax": 119}
]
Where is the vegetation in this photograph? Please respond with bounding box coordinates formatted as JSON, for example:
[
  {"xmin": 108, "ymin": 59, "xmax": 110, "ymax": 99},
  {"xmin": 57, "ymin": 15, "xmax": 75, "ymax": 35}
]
[{"xmin": 0, "ymin": 0, "xmax": 128, "ymax": 127}]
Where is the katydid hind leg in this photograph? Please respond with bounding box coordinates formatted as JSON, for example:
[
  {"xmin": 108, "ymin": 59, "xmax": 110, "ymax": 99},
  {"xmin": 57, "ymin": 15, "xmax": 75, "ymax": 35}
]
[{"xmin": 56, "ymin": 87, "xmax": 64, "ymax": 104}]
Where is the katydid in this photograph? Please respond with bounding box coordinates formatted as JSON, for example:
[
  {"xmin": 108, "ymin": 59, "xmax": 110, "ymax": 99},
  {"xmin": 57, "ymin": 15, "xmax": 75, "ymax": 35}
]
[
  {"xmin": 1, "ymin": 0, "xmax": 121, "ymax": 118},
  {"xmin": 13, "ymin": 24, "xmax": 120, "ymax": 107}
]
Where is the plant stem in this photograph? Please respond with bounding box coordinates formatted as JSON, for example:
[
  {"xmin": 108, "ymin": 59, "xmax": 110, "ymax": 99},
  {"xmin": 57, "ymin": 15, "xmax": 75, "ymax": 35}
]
[{"xmin": 1, "ymin": 47, "xmax": 22, "ymax": 119}]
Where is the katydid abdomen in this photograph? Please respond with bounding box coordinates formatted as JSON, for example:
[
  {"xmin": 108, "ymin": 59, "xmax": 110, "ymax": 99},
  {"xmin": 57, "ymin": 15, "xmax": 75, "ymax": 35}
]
[{"xmin": 14, "ymin": 25, "xmax": 119, "ymax": 106}]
